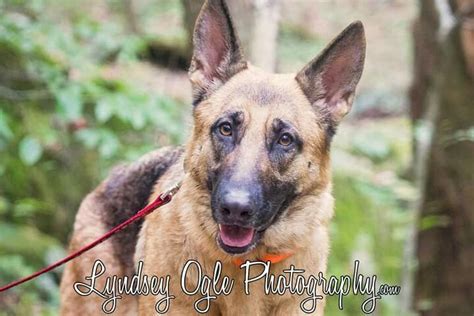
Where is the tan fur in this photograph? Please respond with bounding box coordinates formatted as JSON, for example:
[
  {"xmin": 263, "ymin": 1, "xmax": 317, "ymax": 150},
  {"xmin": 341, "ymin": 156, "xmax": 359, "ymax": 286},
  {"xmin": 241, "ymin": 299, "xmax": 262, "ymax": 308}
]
[
  {"xmin": 136, "ymin": 67, "xmax": 334, "ymax": 315},
  {"xmin": 59, "ymin": 189, "xmax": 138, "ymax": 315},
  {"xmin": 60, "ymin": 148, "xmax": 182, "ymax": 315},
  {"xmin": 60, "ymin": 67, "xmax": 334, "ymax": 316},
  {"xmin": 60, "ymin": 2, "xmax": 365, "ymax": 313}
]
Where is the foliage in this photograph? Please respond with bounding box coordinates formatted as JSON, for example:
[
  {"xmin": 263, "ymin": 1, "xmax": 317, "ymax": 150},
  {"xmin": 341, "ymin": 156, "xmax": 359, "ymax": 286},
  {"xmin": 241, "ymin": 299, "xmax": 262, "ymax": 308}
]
[
  {"xmin": 325, "ymin": 119, "xmax": 416, "ymax": 316},
  {"xmin": 277, "ymin": 23, "xmax": 325, "ymax": 73},
  {"xmin": 0, "ymin": 0, "xmax": 185, "ymax": 313}
]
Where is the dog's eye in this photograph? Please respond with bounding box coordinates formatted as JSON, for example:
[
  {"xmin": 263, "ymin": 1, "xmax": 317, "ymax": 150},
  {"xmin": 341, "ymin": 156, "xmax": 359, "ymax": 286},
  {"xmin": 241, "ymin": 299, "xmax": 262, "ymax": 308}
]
[
  {"xmin": 278, "ymin": 133, "xmax": 293, "ymax": 146},
  {"xmin": 219, "ymin": 122, "xmax": 232, "ymax": 137}
]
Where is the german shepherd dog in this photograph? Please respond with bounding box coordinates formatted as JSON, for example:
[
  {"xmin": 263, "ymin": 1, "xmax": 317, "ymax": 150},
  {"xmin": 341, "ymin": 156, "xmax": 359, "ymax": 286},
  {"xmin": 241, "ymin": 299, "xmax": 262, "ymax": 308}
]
[{"xmin": 60, "ymin": 0, "xmax": 365, "ymax": 314}]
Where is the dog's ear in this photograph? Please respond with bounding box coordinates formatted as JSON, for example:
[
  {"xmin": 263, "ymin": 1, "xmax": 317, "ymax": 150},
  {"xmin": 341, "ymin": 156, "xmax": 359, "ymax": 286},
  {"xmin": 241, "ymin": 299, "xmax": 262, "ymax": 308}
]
[
  {"xmin": 189, "ymin": 0, "xmax": 247, "ymax": 106},
  {"xmin": 296, "ymin": 21, "xmax": 366, "ymax": 123}
]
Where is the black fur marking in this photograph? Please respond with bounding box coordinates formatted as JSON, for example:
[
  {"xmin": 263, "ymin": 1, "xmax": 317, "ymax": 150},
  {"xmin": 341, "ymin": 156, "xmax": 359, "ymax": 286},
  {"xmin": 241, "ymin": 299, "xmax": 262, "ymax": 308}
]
[
  {"xmin": 267, "ymin": 118, "xmax": 302, "ymax": 173},
  {"xmin": 210, "ymin": 111, "xmax": 244, "ymax": 161},
  {"xmin": 268, "ymin": 185, "xmax": 299, "ymax": 228},
  {"xmin": 98, "ymin": 147, "xmax": 183, "ymax": 271},
  {"xmin": 258, "ymin": 175, "xmax": 298, "ymax": 231},
  {"xmin": 192, "ymin": 89, "xmax": 206, "ymax": 107},
  {"xmin": 325, "ymin": 120, "xmax": 337, "ymax": 147}
]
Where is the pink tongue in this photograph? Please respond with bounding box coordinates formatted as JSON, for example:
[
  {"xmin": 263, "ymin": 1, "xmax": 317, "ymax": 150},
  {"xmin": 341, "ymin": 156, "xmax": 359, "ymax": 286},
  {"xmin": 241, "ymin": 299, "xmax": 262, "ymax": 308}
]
[{"xmin": 219, "ymin": 225, "xmax": 255, "ymax": 248}]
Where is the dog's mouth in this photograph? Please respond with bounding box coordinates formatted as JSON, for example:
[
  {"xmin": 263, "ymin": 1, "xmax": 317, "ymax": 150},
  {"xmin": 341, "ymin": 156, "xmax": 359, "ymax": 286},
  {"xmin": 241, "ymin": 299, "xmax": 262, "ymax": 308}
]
[{"xmin": 217, "ymin": 224, "xmax": 259, "ymax": 254}]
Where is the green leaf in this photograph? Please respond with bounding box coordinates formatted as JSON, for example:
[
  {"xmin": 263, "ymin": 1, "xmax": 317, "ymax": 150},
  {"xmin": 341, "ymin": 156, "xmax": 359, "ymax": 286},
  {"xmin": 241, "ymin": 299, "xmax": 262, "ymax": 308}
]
[
  {"xmin": 0, "ymin": 255, "xmax": 35, "ymax": 284},
  {"xmin": 0, "ymin": 109, "xmax": 13, "ymax": 140},
  {"xmin": 19, "ymin": 136, "xmax": 43, "ymax": 165},
  {"xmin": 13, "ymin": 198, "xmax": 50, "ymax": 218},
  {"xmin": 95, "ymin": 99, "xmax": 114, "ymax": 123},
  {"xmin": 129, "ymin": 107, "xmax": 146, "ymax": 130},
  {"xmin": 98, "ymin": 130, "xmax": 119, "ymax": 158},
  {"xmin": 75, "ymin": 128, "xmax": 101, "ymax": 148},
  {"xmin": 0, "ymin": 222, "xmax": 61, "ymax": 268},
  {"xmin": 55, "ymin": 84, "xmax": 83, "ymax": 121}
]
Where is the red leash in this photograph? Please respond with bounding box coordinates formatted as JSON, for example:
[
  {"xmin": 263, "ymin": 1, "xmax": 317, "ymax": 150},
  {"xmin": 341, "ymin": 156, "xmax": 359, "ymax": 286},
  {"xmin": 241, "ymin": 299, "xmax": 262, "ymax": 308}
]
[{"xmin": 0, "ymin": 183, "xmax": 181, "ymax": 293}]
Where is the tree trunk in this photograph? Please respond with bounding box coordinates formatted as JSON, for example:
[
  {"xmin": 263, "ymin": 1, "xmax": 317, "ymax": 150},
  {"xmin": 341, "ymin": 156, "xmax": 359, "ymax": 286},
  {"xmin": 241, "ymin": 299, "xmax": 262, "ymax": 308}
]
[
  {"xmin": 181, "ymin": 0, "xmax": 281, "ymax": 72},
  {"xmin": 123, "ymin": 0, "xmax": 141, "ymax": 34},
  {"xmin": 410, "ymin": 0, "xmax": 474, "ymax": 315}
]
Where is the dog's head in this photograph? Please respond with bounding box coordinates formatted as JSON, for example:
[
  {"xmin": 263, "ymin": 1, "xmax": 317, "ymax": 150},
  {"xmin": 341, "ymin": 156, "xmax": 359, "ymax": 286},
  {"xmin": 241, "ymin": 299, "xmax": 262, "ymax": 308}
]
[{"xmin": 184, "ymin": 0, "xmax": 365, "ymax": 255}]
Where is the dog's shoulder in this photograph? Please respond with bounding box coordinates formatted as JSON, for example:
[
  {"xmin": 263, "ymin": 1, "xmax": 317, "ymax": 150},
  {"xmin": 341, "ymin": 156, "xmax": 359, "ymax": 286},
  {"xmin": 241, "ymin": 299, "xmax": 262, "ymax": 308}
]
[
  {"xmin": 87, "ymin": 146, "xmax": 184, "ymax": 270},
  {"xmin": 98, "ymin": 146, "xmax": 184, "ymax": 211}
]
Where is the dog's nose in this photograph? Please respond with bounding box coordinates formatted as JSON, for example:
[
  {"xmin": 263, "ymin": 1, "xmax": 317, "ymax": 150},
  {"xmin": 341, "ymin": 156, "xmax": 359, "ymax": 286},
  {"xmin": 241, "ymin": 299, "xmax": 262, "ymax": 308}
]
[{"xmin": 219, "ymin": 190, "xmax": 254, "ymax": 221}]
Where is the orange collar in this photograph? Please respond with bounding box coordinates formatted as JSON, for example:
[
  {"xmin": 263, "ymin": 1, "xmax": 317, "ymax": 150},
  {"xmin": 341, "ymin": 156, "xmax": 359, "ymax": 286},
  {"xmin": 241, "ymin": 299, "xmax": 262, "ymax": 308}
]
[{"xmin": 231, "ymin": 253, "xmax": 293, "ymax": 267}]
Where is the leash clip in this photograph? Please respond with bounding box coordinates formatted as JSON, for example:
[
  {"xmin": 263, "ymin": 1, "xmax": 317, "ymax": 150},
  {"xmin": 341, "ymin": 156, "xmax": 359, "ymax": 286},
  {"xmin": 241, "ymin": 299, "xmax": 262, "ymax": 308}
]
[{"xmin": 159, "ymin": 181, "xmax": 182, "ymax": 201}]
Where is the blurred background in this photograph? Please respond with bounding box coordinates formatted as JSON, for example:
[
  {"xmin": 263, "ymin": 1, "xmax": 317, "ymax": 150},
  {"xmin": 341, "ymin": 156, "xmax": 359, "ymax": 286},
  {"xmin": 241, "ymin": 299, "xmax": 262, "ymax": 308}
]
[{"xmin": 0, "ymin": 0, "xmax": 472, "ymax": 315}]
